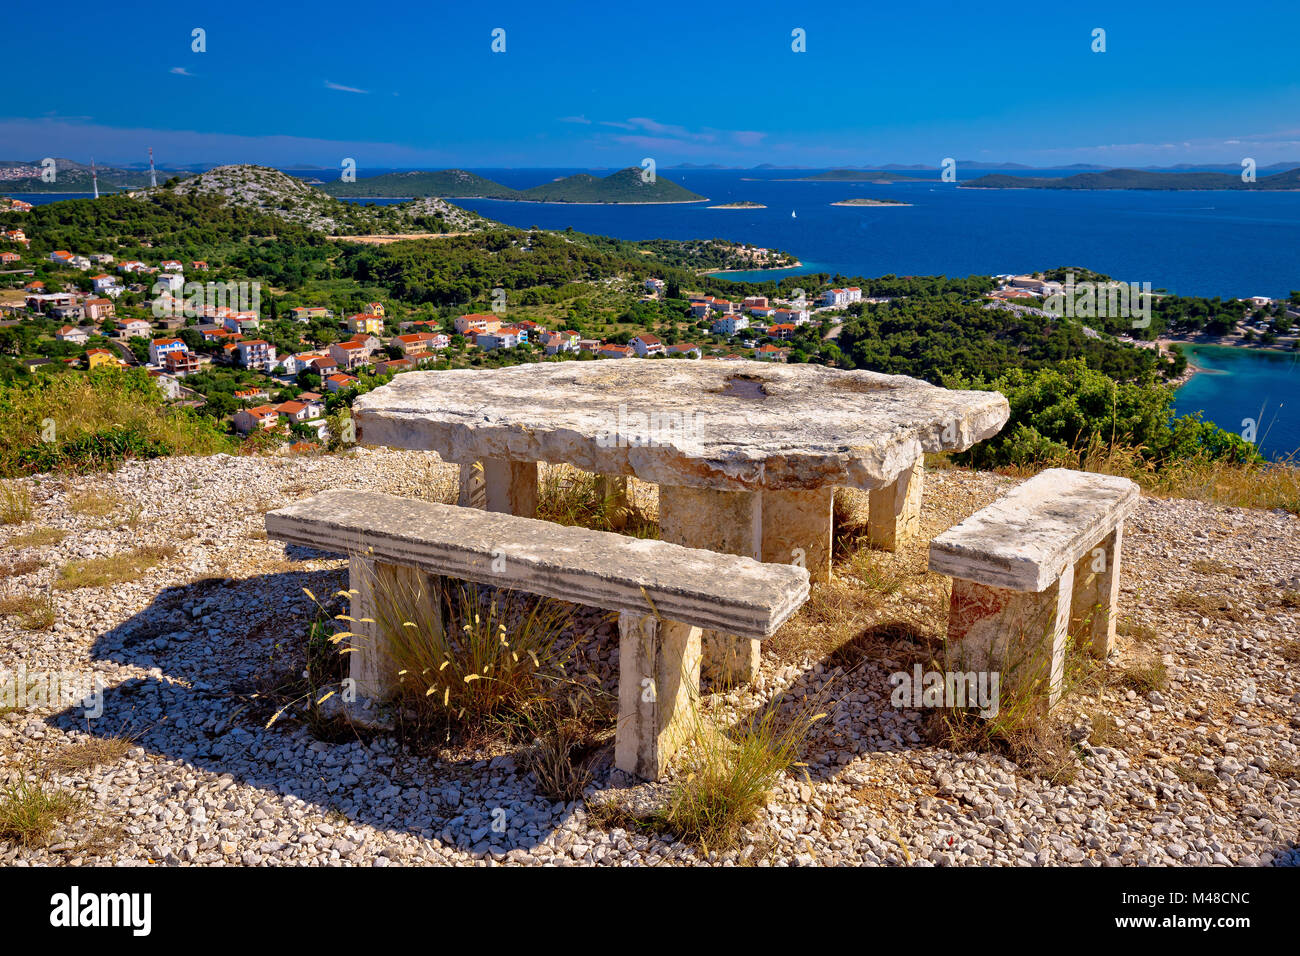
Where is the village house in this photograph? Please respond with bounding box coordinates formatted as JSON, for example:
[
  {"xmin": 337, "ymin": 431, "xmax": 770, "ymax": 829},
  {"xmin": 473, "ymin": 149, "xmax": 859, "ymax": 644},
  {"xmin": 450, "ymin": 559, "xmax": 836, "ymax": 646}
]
[
  {"xmin": 767, "ymin": 323, "xmax": 798, "ymax": 340},
  {"xmin": 91, "ymin": 273, "xmax": 119, "ymax": 293},
  {"xmin": 454, "ymin": 313, "xmax": 501, "ymax": 335},
  {"xmin": 49, "ymin": 304, "xmax": 84, "ymax": 322},
  {"xmin": 56, "ymin": 325, "xmax": 90, "ymax": 345},
  {"xmin": 363, "ymin": 302, "xmax": 385, "ymax": 317},
  {"xmin": 148, "ymin": 337, "xmax": 188, "ymax": 366},
  {"xmin": 83, "ymin": 298, "xmax": 114, "ymax": 321},
  {"xmin": 475, "ymin": 330, "xmax": 520, "ymax": 351},
  {"xmin": 233, "ymin": 405, "xmax": 279, "ymax": 435},
  {"xmin": 0, "ymin": 251, "xmax": 20, "ymax": 265},
  {"xmin": 223, "ymin": 311, "xmax": 261, "ymax": 334},
  {"xmin": 747, "ymin": 305, "xmax": 776, "ymax": 319},
  {"xmin": 344, "ymin": 332, "xmax": 383, "ymax": 353},
  {"xmin": 772, "ymin": 307, "xmax": 810, "ymax": 325},
  {"xmin": 598, "ymin": 343, "xmax": 633, "ymax": 359},
  {"xmin": 540, "ymin": 330, "xmax": 580, "ymax": 355},
  {"xmin": 375, "ymin": 357, "xmax": 414, "ymax": 376},
  {"xmin": 164, "ymin": 349, "xmax": 201, "ymax": 376},
  {"xmin": 578, "ymin": 339, "xmax": 602, "ymax": 354},
  {"xmin": 161, "ymin": 260, "xmax": 183, "ymax": 272},
  {"xmin": 274, "ymin": 399, "xmax": 325, "ymax": 425},
  {"xmin": 393, "ymin": 332, "xmax": 443, "ymax": 355},
  {"xmin": 710, "ymin": 313, "xmax": 749, "ymax": 336},
  {"xmin": 644, "ymin": 278, "xmax": 666, "ymax": 295},
  {"xmin": 115, "ymin": 318, "xmax": 152, "ymax": 339},
  {"xmin": 668, "ymin": 343, "xmax": 702, "ymax": 358},
  {"xmin": 4, "ymin": 229, "xmax": 30, "ymax": 246},
  {"xmin": 290, "ymin": 306, "xmax": 330, "ymax": 324},
  {"xmin": 236, "ymin": 339, "xmax": 277, "ymax": 372},
  {"xmin": 191, "ymin": 260, "xmax": 209, "ymax": 271},
  {"xmin": 117, "ymin": 260, "xmax": 148, "ymax": 274},
  {"xmin": 325, "ymin": 372, "xmax": 358, "ymax": 393},
  {"xmin": 309, "ymin": 356, "xmax": 339, "ymax": 378},
  {"xmin": 26, "ymin": 292, "xmax": 74, "ymax": 313},
  {"xmin": 742, "ymin": 296, "xmax": 769, "ymax": 310},
  {"xmin": 84, "ymin": 348, "xmax": 117, "ymax": 370},
  {"xmin": 328, "ymin": 340, "xmax": 371, "ymax": 371},
  {"xmin": 754, "ymin": 343, "xmax": 792, "ymax": 362},
  {"xmin": 347, "ymin": 313, "xmax": 385, "ymax": 336},
  {"xmin": 48, "ymin": 250, "xmax": 74, "ymax": 265},
  {"xmin": 630, "ymin": 333, "xmax": 666, "ymax": 357}
]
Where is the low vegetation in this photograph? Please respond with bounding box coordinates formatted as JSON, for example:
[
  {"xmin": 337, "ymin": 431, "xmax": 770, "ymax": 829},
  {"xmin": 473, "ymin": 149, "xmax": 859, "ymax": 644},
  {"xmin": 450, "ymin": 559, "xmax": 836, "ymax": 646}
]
[
  {"xmin": 5, "ymin": 526, "xmax": 66, "ymax": 549},
  {"xmin": 0, "ymin": 482, "xmax": 32, "ymax": 524},
  {"xmin": 55, "ymin": 545, "xmax": 177, "ymax": 590},
  {"xmin": 0, "ymin": 591, "xmax": 57, "ymax": 630},
  {"xmin": 0, "ymin": 776, "xmax": 81, "ymax": 848},
  {"xmin": 0, "ymin": 367, "xmax": 232, "ymax": 479}
]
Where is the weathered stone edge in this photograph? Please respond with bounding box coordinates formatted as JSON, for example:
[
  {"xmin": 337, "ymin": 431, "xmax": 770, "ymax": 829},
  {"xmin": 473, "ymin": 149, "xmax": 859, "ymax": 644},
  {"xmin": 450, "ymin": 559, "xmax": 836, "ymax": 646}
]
[{"xmin": 265, "ymin": 491, "xmax": 809, "ymax": 640}]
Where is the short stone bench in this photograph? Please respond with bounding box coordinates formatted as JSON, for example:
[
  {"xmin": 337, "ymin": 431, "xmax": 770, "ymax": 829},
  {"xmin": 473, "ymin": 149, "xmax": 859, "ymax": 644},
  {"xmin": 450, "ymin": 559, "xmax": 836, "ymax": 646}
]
[
  {"xmin": 265, "ymin": 488, "xmax": 809, "ymax": 780},
  {"xmin": 928, "ymin": 469, "xmax": 1140, "ymax": 706}
]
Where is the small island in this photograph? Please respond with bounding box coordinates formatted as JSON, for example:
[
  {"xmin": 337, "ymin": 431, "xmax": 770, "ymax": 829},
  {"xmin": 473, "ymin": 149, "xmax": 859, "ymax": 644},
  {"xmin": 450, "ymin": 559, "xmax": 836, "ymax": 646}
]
[
  {"xmin": 708, "ymin": 201, "xmax": 767, "ymax": 209},
  {"xmin": 831, "ymin": 198, "xmax": 911, "ymax": 207}
]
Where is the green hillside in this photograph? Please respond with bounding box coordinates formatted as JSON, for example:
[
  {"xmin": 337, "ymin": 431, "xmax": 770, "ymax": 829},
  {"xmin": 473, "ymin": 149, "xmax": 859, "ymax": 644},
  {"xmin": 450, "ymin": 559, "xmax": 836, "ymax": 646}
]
[
  {"xmin": 964, "ymin": 167, "xmax": 1300, "ymax": 190},
  {"xmin": 321, "ymin": 169, "xmax": 519, "ymax": 198},
  {"xmin": 0, "ymin": 158, "xmax": 177, "ymax": 193},
  {"xmin": 514, "ymin": 167, "xmax": 705, "ymax": 203}
]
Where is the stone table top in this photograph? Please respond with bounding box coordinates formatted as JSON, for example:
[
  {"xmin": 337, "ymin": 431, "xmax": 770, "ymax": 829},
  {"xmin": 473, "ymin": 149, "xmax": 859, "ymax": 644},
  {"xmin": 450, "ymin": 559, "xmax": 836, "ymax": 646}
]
[{"xmin": 353, "ymin": 360, "xmax": 1009, "ymax": 492}]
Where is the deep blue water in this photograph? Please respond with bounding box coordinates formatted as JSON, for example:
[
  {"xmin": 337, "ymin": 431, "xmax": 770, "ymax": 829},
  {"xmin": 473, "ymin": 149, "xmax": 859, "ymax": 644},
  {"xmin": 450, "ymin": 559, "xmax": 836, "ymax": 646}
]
[{"xmin": 1173, "ymin": 345, "xmax": 1300, "ymax": 459}]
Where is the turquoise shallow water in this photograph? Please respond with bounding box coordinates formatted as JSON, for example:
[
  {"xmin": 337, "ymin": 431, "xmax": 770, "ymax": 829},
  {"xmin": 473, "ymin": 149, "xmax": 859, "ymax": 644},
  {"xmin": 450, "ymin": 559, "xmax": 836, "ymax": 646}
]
[{"xmin": 1173, "ymin": 345, "xmax": 1300, "ymax": 460}]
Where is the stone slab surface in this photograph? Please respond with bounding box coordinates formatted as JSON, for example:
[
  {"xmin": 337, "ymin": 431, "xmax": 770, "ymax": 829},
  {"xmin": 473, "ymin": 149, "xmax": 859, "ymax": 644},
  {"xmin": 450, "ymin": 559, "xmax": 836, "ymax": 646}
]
[
  {"xmin": 353, "ymin": 360, "xmax": 1009, "ymax": 492},
  {"xmin": 266, "ymin": 489, "xmax": 808, "ymax": 640},
  {"xmin": 928, "ymin": 468, "xmax": 1140, "ymax": 592}
]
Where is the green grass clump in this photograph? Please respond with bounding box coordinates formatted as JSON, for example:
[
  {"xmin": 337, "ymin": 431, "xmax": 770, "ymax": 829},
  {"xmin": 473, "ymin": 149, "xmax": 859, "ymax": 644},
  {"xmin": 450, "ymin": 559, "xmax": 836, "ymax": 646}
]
[{"xmin": 0, "ymin": 777, "xmax": 81, "ymax": 847}]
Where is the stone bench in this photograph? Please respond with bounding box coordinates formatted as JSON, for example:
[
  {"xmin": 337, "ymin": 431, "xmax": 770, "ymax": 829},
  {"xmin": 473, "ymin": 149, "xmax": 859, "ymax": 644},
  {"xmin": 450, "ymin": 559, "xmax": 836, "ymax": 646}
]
[
  {"xmin": 265, "ymin": 488, "xmax": 809, "ymax": 780},
  {"xmin": 928, "ymin": 469, "xmax": 1140, "ymax": 706}
]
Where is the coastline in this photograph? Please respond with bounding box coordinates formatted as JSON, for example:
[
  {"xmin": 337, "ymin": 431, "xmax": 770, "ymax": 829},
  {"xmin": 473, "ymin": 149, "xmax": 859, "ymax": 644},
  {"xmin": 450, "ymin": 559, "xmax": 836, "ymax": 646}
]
[
  {"xmin": 1162, "ymin": 334, "xmax": 1299, "ymax": 388},
  {"xmin": 699, "ymin": 259, "xmax": 803, "ymax": 276}
]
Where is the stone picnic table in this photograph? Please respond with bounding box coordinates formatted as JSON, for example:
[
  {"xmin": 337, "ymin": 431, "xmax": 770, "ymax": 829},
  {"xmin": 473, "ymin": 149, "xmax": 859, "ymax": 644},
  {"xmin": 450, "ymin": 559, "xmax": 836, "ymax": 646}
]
[{"xmin": 353, "ymin": 360, "xmax": 1009, "ymax": 683}]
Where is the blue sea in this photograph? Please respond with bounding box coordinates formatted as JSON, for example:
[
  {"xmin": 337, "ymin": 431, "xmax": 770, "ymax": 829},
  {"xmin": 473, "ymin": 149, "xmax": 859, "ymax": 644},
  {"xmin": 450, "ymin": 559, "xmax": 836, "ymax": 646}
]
[{"xmin": 1173, "ymin": 345, "xmax": 1299, "ymax": 460}]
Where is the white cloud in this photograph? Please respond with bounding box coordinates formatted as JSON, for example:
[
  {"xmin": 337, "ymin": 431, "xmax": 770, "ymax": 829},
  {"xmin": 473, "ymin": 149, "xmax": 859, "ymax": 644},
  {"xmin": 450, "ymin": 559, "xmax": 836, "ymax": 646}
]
[
  {"xmin": 170, "ymin": 67, "xmax": 193, "ymax": 76},
  {"xmin": 324, "ymin": 81, "xmax": 368, "ymax": 94}
]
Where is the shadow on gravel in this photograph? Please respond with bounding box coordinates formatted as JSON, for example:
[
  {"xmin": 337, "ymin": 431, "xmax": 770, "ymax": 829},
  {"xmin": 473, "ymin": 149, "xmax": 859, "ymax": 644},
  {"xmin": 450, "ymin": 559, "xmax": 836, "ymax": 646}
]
[
  {"xmin": 47, "ymin": 566, "xmax": 599, "ymax": 857},
  {"xmin": 46, "ymin": 562, "xmax": 936, "ymax": 857}
]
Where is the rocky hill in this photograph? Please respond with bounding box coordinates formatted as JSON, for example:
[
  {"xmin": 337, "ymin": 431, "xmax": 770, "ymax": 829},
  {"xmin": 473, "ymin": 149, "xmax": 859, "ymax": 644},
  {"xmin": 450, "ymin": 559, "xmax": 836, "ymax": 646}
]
[
  {"xmin": 1, "ymin": 451, "xmax": 1296, "ymax": 866},
  {"xmin": 158, "ymin": 165, "xmax": 491, "ymax": 234}
]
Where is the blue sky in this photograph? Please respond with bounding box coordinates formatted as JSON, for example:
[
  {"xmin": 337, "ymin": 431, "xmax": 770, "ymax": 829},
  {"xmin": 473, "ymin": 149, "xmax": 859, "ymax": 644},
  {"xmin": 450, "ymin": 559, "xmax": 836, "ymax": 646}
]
[{"xmin": 5, "ymin": 0, "xmax": 1300, "ymax": 169}]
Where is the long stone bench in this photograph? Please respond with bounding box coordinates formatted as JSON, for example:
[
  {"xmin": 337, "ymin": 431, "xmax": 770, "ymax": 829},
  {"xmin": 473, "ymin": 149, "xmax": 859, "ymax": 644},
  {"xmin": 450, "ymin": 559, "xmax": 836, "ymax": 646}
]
[
  {"xmin": 928, "ymin": 469, "xmax": 1140, "ymax": 706},
  {"xmin": 265, "ymin": 488, "xmax": 809, "ymax": 779}
]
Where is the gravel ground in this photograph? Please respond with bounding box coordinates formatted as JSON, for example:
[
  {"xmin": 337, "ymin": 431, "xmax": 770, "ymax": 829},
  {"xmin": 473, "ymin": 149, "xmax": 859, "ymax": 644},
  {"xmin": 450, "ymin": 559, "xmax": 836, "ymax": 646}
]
[{"xmin": 1, "ymin": 449, "xmax": 1297, "ymax": 866}]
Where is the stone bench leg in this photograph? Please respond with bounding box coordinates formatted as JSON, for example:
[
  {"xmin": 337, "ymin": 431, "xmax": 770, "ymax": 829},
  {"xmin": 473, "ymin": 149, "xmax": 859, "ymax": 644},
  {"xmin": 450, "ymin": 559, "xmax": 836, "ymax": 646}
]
[
  {"xmin": 658, "ymin": 485, "xmax": 762, "ymax": 686},
  {"xmin": 348, "ymin": 557, "xmax": 444, "ymax": 703},
  {"xmin": 868, "ymin": 459, "xmax": 924, "ymax": 552},
  {"xmin": 459, "ymin": 459, "xmax": 538, "ymax": 517},
  {"xmin": 348, "ymin": 556, "xmax": 400, "ymax": 701},
  {"xmin": 615, "ymin": 611, "xmax": 701, "ymax": 779},
  {"xmin": 594, "ymin": 475, "xmax": 629, "ymax": 530},
  {"xmin": 1070, "ymin": 523, "xmax": 1123, "ymax": 659},
  {"xmin": 760, "ymin": 487, "xmax": 834, "ymax": 585},
  {"xmin": 944, "ymin": 563, "xmax": 1074, "ymax": 709}
]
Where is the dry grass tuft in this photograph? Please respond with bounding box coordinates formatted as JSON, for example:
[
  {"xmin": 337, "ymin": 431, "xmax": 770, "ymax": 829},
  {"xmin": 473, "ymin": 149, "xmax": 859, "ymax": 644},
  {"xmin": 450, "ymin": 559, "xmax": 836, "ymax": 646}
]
[
  {"xmin": 0, "ymin": 556, "xmax": 44, "ymax": 577},
  {"xmin": 0, "ymin": 591, "xmax": 57, "ymax": 630},
  {"xmin": 5, "ymin": 526, "xmax": 66, "ymax": 549},
  {"xmin": 56, "ymin": 544, "xmax": 177, "ymax": 590},
  {"xmin": 46, "ymin": 736, "xmax": 136, "ymax": 774},
  {"xmin": 537, "ymin": 465, "xmax": 657, "ymax": 538},
  {"xmin": 0, "ymin": 482, "xmax": 33, "ymax": 525},
  {"xmin": 656, "ymin": 696, "xmax": 826, "ymax": 852},
  {"xmin": 67, "ymin": 489, "xmax": 124, "ymax": 518}
]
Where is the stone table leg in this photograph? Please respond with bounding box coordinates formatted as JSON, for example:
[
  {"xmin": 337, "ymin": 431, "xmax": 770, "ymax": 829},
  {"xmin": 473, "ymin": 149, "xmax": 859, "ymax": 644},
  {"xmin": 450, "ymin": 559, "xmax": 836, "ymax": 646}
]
[
  {"xmin": 944, "ymin": 564, "xmax": 1074, "ymax": 710},
  {"xmin": 615, "ymin": 611, "xmax": 701, "ymax": 779},
  {"xmin": 760, "ymin": 487, "xmax": 834, "ymax": 585},
  {"xmin": 457, "ymin": 462, "xmax": 486, "ymax": 508},
  {"xmin": 658, "ymin": 485, "xmax": 762, "ymax": 686},
  {"xmin": 1070, "ymin": 523, "xmax": 1124, "ymax": 659},
  {"xmin": 868, "ymin": 459, "xmax": 924, "ymax": 552},
  {"xmin": 594, "ymin": 475, "xmax": 630, "ymax": 530},
  {"xmin": 462, "ymin": 459, "xmax": 538, "ymax": 517}
]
